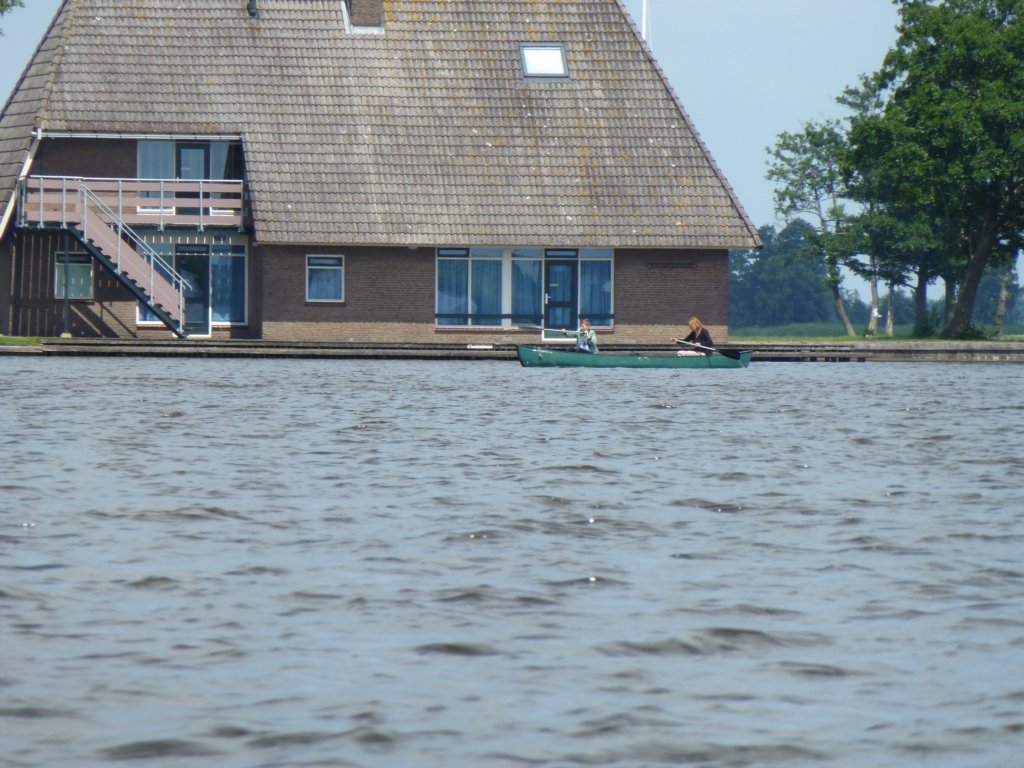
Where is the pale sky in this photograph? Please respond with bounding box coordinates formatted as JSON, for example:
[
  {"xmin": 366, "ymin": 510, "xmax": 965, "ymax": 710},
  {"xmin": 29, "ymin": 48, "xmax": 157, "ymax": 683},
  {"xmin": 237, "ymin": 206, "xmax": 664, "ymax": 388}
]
[
  {"xmin": 621, "ymin": 0, "xmax": 899, "ymax": 227},
  {"xmin": 2, "ymin": 1, "xmax": 899, "ymax": 253}
]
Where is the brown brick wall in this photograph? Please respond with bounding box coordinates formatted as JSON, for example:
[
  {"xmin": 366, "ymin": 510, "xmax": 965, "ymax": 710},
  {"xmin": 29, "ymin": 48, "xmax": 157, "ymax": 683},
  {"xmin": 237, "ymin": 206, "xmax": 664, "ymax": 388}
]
[
  {"xmin": 260, "ymin": 245, "xmax": 438, "ymax": 341},
  {"xmin": 613, "ymin": 249, "xmax": 730, "ymax": 342},
  {"xmin": 3, "ymin": 226, "xmax": 731, "ymax": 343},
  {"xmin": 261, "ymin": 245, "xmax": 730, "ymax": 344}
]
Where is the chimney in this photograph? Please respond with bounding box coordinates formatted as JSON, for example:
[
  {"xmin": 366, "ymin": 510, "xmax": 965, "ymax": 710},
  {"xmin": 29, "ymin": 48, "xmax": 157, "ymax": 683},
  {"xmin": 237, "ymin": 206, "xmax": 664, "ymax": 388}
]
[
  {"xmin": 347, "ymin": 0, "xmax": 383, "ymax": 28},
  {"xmin": 247, "ymin": 0, "xmax": 258, "ymax": 18}
]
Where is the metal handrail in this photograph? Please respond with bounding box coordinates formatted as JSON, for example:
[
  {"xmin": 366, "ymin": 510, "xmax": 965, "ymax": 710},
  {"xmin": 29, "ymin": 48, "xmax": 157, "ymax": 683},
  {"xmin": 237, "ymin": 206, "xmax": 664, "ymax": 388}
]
[
  {"xmin": 79, "ymin": 183, "xmax": 192, "ymax": 320},
  {"xmin": 14, "ymin": 175, "xmax": 249, "ymax": 335},
  {"xmin": 19, "ymin": 175, "xmax": 245, "ymax": 229}
]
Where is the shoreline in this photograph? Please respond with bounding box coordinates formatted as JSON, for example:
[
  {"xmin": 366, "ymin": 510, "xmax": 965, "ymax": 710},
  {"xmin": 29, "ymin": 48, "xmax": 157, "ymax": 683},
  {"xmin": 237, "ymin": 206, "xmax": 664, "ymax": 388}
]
[{"xmin": 2, "ymin": 337, "xmax": 1023, "ymax": 363}]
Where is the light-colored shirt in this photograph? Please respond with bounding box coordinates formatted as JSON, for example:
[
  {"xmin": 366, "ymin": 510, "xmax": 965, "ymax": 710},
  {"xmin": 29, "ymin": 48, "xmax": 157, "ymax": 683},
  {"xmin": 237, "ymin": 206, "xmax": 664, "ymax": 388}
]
[{"xmin": 564, "ymin": 328, "xmax": 598, "ymax": 353}]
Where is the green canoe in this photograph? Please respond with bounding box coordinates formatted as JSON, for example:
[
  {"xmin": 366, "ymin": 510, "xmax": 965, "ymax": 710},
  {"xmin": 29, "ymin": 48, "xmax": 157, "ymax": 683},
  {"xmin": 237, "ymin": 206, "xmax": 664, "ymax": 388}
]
[{"xmin": 515, "ymin": 345, "xmax": 752, "ymax": 369}]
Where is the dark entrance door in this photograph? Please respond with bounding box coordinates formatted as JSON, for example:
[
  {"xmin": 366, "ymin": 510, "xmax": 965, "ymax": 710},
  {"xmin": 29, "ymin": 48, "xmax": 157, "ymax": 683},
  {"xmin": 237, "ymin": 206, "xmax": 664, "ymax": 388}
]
[
  {"xmin": 543, "ymin": 259, "xmax": 577, "ymax": 337},
  {"xmin": 176, "ymin": 244, "xmax": 211, "ymax": 336}
]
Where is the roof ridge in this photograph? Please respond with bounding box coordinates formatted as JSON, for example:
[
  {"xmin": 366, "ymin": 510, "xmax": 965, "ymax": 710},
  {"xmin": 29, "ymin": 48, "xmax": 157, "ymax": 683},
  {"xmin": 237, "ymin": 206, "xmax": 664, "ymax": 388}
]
[
  {"xmin": 0, "ymin": 0, "xmax": 73, "ymax": 230},
  {"xmin": 610, "ymin": 0, "xmax": 762, "ymax": 248},
  {"xmin": 0, "ymin": 0, "xmax": 70, "ymax": 124}
]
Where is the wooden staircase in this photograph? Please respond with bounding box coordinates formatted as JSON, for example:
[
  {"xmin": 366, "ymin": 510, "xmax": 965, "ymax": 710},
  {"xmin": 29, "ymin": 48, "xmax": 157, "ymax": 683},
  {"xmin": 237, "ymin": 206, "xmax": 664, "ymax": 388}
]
[
  {"xmin": 73, "ymin": 203, "xmax": 187, "ymax": 336},
  {"xmin": 20, "ymin": 178, "xmax": 199, "ymax": 338}
]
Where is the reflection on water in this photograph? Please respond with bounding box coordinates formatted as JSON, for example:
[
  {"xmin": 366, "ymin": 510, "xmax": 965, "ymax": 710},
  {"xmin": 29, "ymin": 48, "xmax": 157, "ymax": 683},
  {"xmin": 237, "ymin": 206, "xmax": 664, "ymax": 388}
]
[{"xmin": 3, "ymin": 358, "xmax": 1023, "ymax": 767}]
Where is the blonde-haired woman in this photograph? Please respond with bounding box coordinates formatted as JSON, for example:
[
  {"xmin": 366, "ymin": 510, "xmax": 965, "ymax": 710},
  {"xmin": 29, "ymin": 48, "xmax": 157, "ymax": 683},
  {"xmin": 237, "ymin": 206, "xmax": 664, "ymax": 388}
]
[{"xmin": 673, "ymin": 316, "xmax": 714, "ymax": 356}]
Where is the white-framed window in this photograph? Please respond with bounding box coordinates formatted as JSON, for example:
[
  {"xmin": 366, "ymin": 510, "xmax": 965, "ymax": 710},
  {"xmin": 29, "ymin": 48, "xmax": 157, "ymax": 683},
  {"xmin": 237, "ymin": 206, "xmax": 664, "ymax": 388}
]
[
  {"xmin": 211, "ymin": 243, "xmax": 247, "ymax": 323},
  {"xmin": 54, "ymin": 252, "xmax": 93, "ymax": 300},
  {"xmin": 137, "ymin": 141, "xmax": 175, "ymax": 213},
  {"xmin": 520, "ymin": 43, "xmax": 569, "ymax": 79},
  {"xmin": 137, "ymin": 139, "xmax": 245, "ymax": 215},
  {"xmin": 306, "ymin": 255, "xmax": 345, "ymax": 302},
  {"xmin": 579, "ymin": 248, "xmax": 613, "ymax": 329},
  {"xmin": 435, "ymin": 247, "xmax": 612, "ymax": 328}
]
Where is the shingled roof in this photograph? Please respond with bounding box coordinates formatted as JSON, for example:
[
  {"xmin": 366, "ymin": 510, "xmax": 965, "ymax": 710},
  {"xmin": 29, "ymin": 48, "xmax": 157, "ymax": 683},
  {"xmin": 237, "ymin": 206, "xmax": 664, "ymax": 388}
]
[{"xmin": 0, "ymin": 0, "xmax": 760, "ymax": 249}]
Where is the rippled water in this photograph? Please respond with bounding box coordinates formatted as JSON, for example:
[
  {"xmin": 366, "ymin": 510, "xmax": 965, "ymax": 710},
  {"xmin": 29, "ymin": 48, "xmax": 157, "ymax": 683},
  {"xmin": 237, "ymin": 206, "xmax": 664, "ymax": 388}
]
[{"xmin": 3, "ymin": 357, "xmax": 1023, "ymax": 767}]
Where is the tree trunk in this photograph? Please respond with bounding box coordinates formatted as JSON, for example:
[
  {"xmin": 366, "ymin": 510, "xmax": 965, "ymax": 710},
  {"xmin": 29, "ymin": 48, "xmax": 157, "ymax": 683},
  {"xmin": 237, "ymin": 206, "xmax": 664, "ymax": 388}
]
[
  {"xmin": 913, "ymin": 265, "xmax": 930, "ymax": 336},
  {"xmin": 944, "ymin": 277, "xmax": 957, "ymax": 322},
  {"xmin": 992, "ymin": 265, "xmax": 1012, "ymax": 337},
  {"xmin": 941, "ymin": 224, "xmax": 997, "ymax": 338},
  {"xmin": 867, "ymin": 254, "xmax": 880, "ymax": 336},
  {"xmin": 825, "ymin": 256, "xmax": 856, "ymax": 336},
  {"xmin": 886, "ymin": 282, "xmax": 895, "ymax": 337},
  {"xmin": 831, "ymin": 282, "xmax": 856, "ymax": 336}
]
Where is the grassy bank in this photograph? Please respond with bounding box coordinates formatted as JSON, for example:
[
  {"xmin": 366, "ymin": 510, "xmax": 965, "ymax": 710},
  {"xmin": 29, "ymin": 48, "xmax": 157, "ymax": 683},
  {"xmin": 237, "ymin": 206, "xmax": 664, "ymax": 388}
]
[
  {"xmin": 0, "ymin": 335, "xmax": 40, "ymax": 346},
  {"xmin": 730, "ymin": 322, "xmax": 1024, "ymax": 341}
]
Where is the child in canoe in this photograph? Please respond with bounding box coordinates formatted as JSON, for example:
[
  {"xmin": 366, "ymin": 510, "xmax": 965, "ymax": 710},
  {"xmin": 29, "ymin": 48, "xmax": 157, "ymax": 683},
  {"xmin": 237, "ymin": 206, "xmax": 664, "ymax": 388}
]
[{"xmin": 562, "ymin": 319, "xmax": 598, "ymax": 353}]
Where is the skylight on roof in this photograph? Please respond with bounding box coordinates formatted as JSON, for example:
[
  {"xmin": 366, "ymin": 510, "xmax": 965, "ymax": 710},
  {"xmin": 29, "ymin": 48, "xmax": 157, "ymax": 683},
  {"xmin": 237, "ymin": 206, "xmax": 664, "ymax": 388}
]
[{"xmin": 520, "ymin": 44, "xmax": 569, "ymax": 79}]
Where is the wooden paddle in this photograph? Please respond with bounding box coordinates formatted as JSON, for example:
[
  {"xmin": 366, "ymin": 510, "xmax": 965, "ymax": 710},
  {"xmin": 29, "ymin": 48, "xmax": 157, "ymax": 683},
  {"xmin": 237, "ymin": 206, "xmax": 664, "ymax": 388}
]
[
  {"xmin": 673, "ymin": 338, "xmax": 743, "ymax": 360},
  {"xmin": 521, "ymin": 324, "xmax": 584, "ymax": 338},
  {"xmin": 519, "ymin": 323, "xmax": 560, "ymax": 334}
]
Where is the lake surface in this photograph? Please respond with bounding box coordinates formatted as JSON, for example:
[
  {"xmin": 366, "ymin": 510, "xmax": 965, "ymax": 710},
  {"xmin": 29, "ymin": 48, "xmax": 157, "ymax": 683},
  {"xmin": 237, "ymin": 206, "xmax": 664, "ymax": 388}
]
[{"xmin": 3, "ymin": 357, "xmax": 1022, "ymax": 767}]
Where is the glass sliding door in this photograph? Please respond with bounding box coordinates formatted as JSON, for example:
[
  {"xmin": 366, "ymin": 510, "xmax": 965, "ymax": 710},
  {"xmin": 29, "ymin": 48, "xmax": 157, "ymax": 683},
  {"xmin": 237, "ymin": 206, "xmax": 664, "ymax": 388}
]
[
  {"xmin": 137, "ymin": 141, "xmax": 175, "ymax": 210},
  {"xmin": 176, "ymin": 143, "xmax": 209, "ymax": 217},
  {"xmin": 176, "ymin": 244, "xmax": 211, "ymax": 336}
]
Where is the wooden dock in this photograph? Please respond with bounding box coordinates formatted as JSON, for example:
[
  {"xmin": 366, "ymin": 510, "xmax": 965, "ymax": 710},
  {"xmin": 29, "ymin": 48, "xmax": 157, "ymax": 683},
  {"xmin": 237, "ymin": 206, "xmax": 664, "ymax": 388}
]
[{"xmin": 2, "ymin": 337, "xmax": 1022, "ymax": 363}]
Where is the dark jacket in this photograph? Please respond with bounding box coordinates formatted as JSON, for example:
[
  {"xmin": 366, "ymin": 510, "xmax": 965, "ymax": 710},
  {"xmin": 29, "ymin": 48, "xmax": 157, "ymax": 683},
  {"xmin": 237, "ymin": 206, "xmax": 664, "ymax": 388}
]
[{"xmin": 683, "ymin": 327, "xmax": 714, "ymax": 355}]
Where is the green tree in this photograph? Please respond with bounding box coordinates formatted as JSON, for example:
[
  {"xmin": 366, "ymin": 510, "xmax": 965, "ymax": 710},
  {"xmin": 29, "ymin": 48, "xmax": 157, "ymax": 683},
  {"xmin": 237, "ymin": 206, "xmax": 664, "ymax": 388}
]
[
  {"xmin": 766, "ymin": 119, "xmax": 860, "ymax": 336},
  {"xmin": 730, "ymin": 221, "xmax": 836, "ymax": 327},
  {"xmin": 838, "ymin": 76, "xmax": 948, "ymax": 335},
  {"xmin": 0, "ymin": 0, "xmax": 25, "ymax": 34},
  {"xmin": 846, "ymin": 0, "xmax": 1024, "ymax": 338}
]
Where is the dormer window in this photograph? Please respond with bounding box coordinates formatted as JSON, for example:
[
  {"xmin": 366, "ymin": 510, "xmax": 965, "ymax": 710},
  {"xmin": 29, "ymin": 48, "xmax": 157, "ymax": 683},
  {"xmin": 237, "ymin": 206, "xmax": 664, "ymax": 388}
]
[{"xmin": 520, "ymin": 43, "xmax": 569, "ymax": 79}]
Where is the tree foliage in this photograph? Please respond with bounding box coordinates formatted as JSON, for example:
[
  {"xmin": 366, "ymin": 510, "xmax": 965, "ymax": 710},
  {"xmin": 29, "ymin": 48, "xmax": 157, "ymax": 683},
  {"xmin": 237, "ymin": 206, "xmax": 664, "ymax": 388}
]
[
  {"xmin": 730, "ymin": 221, "xmax": 942, "ymax": 331},
  {"xmin": 730, "ymin": 221, "xmax": 837, "ymax": 327},
  {"xmin": 0, "ymin": 0, "xmax": 24, "ymax": 34},
  {"xmin": 846, "ymin": 0, "xmax": 1024, "ymax": 337},
  {"xmin": 765, "ymin": 0, "xmax": 1024, "ymax": 338},
  {"xmin": 766, "ymin": 120, "xmax": 859, "ymax": 336}
]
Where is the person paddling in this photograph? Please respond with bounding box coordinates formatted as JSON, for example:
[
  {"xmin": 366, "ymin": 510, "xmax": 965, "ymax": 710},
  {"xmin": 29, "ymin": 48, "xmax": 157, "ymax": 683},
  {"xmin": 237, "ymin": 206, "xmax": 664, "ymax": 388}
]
[
  {"xmin": 673, "ymin": 316, "xmax": 713, "ymax": 356},
  {"xmin": 562, "ymin": 319, "xmax": 598, "ymax": 353}
]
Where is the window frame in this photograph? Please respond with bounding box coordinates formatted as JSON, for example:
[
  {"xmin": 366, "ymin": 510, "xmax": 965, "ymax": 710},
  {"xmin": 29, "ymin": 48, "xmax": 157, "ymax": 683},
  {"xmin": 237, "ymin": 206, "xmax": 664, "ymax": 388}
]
[
  {"xmin": 137, "ymin": 140, "xmax": 176, "ymax": 213},
  {"xmin": 211, "ymin": 243, "xmax": 248, "ymax": 325},
  {"xmin": 53, "ymin": 251, "xmax": 93, "ymax": 300},
  {"xmin": 434, "ymin": 247, "xmax": 613, "ymax": 329},
  {"xmin": 520, "ymin": 43, "xmax": 570, "ymax": 80},
  {"xmin": 137, "ymin": 139, "xmax": 245, "ymax": 216},
  {"xmin": 306, "ymin": 254, "xmax": 345, "ymax": 303}
]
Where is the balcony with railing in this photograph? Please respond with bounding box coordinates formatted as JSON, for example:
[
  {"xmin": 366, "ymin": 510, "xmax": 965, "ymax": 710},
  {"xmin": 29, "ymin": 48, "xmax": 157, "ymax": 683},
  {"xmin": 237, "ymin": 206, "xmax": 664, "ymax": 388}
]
[
  {"xmin": 14, "ymin": 176, "xmax": 246, "ymax": 337},
  {"xmin": 17, "ymin": 176, "xmax": 246, "ymax": 231}
]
